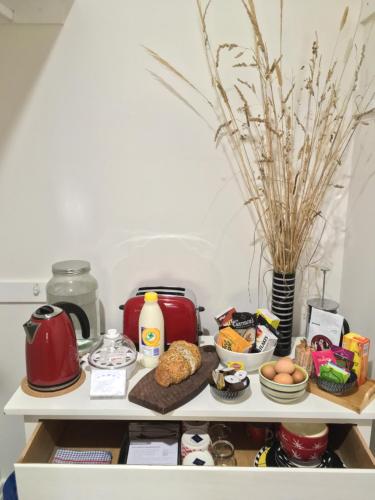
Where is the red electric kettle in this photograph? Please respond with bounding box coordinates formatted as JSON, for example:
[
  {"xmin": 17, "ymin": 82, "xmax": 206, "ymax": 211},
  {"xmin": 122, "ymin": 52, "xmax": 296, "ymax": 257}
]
[{"xmin": 23, "ymin": 302, "xmax": 90, "ymax": 391}]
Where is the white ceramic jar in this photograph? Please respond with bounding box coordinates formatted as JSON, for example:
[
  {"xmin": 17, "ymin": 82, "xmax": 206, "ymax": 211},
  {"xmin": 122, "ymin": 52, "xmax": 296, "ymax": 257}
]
[
  {"xmin": 181, "ymin": 429, "xmax": 212, "ymax": 458},
  {"xmin": 182, "ymin": 450, "xmax": 215, "ymax": 466}
]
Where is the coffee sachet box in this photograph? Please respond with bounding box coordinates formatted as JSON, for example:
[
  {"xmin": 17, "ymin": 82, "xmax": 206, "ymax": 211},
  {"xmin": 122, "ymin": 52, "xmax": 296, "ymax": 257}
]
[{"xmin": 342, "ymin": 333, "xmax": 370, "ymax": 386}]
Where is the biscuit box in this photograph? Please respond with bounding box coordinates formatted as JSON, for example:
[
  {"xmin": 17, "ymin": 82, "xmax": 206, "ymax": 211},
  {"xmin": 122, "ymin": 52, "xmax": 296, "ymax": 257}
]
[
  {"xmin": 342, "ymin": 333, "xmax": 370, "ymax": 386},
  {"xmin": 256, "ymin": 308, "xmax": 280, "ymax": 330}
]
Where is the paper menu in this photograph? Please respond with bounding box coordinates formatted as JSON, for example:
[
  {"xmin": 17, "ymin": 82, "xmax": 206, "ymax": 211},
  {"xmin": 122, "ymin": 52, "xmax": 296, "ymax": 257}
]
[
  {"xmin": 307, "ymin": 307, "xmax": 344, "ymax": 349},
  {"xmin": 90, "ymin": 368, "xmax": 127, "ymax": 398},
  {"xmin": 126, "ymin": 422, "xmax": 180, "ymax": 465},
  {"xmin": 126, "ymin": 439, "xmax": 179, "ymax": 465}
]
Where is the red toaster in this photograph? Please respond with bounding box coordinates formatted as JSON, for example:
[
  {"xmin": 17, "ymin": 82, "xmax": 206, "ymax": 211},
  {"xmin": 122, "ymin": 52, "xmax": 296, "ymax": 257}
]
[{"xmin": 120, "ymin": 286, "xmax": 204, "ymax": 346}]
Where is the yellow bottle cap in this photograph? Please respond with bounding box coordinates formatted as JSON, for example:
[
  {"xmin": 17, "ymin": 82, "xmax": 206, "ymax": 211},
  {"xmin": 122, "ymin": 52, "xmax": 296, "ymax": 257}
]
[{"xmin": 144, "ymin": 291, "xmax": 158, "ymax": 303}]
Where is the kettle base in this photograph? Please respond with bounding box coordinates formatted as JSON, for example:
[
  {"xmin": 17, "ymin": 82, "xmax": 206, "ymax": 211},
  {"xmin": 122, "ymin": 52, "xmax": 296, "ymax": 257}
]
[{"xmin": 27, "ymin": 371, "xmax": 81, "ymax": 392}]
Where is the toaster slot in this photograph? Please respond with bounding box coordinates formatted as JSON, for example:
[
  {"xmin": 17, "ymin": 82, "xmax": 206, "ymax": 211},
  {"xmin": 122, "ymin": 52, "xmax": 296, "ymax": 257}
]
[
  {"xmin": 138, "ymin": 286, "xmax": 186, "ymax": 292},
  {"xmin": 136, "ymin": 286, "xmax": 186, "ymax": 297}
]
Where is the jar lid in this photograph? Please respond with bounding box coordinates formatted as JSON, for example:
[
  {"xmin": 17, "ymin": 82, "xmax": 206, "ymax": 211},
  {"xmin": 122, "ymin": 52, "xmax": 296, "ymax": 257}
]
[
  {"xmin": 52, "ymin": 260, "xmax": 91, "ymax": 275},
  {"xmin": 181, "ymin": 430, "xmax": 211, "ymax": 450},
  {"xmin": 182, "ymin": 450, "xmax": 214, "ymax": 466},
  {"xmin": 88, "ymin": 334, "xmax": 137, "ymax": 370}
]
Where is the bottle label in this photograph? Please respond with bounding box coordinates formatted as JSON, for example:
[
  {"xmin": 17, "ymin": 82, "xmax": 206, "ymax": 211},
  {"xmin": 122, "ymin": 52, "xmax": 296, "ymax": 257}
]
[{"xmin": 141, "ymin": 327, "xmax": 160, "ymax": 356}]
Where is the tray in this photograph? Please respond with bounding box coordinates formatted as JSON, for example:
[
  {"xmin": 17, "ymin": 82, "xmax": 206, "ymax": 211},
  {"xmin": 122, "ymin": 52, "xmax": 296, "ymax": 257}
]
[
  {"xmin": 308, "ymin": 378, "xmax": 375, "ymax": 413},
  {"xmin": 128, "ymin": 346, "xmax": 219, "ymax": 414}
]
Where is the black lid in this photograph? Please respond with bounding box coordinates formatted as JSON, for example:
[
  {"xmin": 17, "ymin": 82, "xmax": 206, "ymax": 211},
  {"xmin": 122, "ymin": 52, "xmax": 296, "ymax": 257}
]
[{"xmin": 33, "ymin": 305, "xmax": 62, "ymax": 319}]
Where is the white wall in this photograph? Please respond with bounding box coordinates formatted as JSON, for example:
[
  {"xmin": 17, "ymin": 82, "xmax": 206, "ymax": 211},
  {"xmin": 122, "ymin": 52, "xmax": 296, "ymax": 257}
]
[
  {"xmin": 340, "ymin": 5, "xmax": 375, "ymax": 450},
  {"xmin": 0, "ymin": 0, "xmax": 366, "ymax": 481}
]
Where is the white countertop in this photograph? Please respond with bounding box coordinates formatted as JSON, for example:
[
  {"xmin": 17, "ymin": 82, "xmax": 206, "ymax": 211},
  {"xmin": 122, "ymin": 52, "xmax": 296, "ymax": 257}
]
[{"xmin": 4, "ymin": 337, "xmax": 375, "ymax": 422}]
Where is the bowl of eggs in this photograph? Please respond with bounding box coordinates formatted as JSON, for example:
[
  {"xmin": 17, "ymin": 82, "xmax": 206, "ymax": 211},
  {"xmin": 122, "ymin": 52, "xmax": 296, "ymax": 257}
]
[
  {"xmin": 259, "ymin": 357, "xmax": 309, "ymax": 404},
  {"xmin": 214, "ymin": 334, "xmax": 276, "ymax": 372}
]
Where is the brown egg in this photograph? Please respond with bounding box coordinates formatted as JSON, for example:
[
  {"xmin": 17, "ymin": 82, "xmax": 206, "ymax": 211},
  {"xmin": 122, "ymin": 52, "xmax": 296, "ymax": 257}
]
[
  {"xmin": 274, "ymin": 357, "xmax": 295, "ymax": 375},
  {"xmin": 292, "ymin": 369, "xmax": 306, "ymax": 384},
  {"xmin": 262, "ymin": 365, "xmax": 276, "ymax": 380},
  {"xmin": 273, "ymin": 373, "xmax": 294, "ymax": 385}
]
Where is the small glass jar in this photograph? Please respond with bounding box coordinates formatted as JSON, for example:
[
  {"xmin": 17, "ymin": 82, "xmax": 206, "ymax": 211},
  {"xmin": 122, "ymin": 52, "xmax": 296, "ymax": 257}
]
[
  {"xmin": 209, "ymin": 423, "xmax": 231, "ymax": 444},
  {"xmin": 46, "ymin": 260, "xmax": 100, "ymax": 355},
  {"xmin": 211, "ymin": 440, "xmax": 237, "ymax": 467}
]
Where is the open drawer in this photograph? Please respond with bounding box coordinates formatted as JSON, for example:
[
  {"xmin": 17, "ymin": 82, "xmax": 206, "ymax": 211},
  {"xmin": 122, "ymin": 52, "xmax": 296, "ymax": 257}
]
[{"xmin": 15, "ymin": 420, "xmax": 375, "ymax": 500}]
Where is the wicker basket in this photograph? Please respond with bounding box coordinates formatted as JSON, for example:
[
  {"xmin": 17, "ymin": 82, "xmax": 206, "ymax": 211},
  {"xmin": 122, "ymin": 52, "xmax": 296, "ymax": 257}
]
[{"xmin": 316, "ymin": 371, "xmax": 357, "ymax": 396}]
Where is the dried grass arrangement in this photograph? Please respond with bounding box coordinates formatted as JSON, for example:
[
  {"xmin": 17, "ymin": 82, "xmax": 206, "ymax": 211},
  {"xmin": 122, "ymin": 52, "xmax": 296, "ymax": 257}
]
[{"xmin": 146, "ymin": 0, "xmax": 374, "ymax": 276}]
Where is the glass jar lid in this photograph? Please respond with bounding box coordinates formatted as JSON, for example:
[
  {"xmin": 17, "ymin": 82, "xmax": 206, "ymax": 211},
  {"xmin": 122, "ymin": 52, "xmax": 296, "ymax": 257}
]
[
  {"xmin": 52, "ymin": 260, "xmax": 91, "ymax": 275},
  {"xmin": 88, "ymin": 334, "xmax": 137, "ymax": 370}
]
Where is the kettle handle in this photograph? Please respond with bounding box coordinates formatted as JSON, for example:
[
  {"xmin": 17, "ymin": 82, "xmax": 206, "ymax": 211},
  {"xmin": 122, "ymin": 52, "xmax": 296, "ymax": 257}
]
[{"xmin": 54, "ymin": 302, "xmax": 91, "ymax": 339}]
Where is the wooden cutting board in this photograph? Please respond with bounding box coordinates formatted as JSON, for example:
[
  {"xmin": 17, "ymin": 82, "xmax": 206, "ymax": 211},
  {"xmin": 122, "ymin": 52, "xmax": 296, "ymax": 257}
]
[
  {"xmin": 307, "ymin": 378, "xmax": 375, "ymax": 413},
  {"xmin": 128, "ymin": 346, "xmax": 219, "ymax": 414}
]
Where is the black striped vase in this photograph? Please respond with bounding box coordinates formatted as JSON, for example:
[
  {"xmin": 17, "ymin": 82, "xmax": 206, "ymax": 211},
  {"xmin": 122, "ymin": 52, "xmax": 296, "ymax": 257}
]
[{"xmin": 271, "ymin": 271, "xmax": 295, "ymax": 356}]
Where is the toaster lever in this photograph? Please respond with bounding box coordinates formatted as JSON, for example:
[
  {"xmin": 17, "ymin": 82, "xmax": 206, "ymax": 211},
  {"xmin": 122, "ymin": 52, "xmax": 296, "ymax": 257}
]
[{"xmin": 197, "ymin": 306, "xmax": 205, "ymax": 312}]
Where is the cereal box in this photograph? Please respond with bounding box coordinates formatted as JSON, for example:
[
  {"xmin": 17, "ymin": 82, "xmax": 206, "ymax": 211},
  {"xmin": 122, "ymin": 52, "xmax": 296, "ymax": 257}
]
[{"xmin": 342, "ymin": 333, "xmax": 370, "ymax": 386}]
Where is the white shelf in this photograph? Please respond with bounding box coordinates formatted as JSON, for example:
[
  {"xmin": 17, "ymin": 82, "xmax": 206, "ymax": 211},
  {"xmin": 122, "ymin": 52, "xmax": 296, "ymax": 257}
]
[
  {"xmin": 0, "ymin": 0, "xmax": 74, "ymax": 24},
  {"xmin": 5, "ymin": 351, "xmax": 375, "ymax": 423},
  {"xmin": 5, "ymin": 337, "xmax": 375, "ymax": 424}
]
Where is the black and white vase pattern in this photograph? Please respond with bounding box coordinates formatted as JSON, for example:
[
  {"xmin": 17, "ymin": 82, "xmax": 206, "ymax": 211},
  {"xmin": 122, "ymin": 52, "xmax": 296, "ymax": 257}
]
[{"xmin": 271, "ymin": 271, "xmax": 295, "ymax": 356}]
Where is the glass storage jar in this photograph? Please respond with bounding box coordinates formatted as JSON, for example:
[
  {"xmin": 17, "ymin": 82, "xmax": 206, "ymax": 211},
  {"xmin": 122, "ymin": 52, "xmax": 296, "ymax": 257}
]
[
  {"xmin": 211, "ymin": 440, "xmax": 237, "ymax": 466},
  {"xmin": 46, "ymin": 260, "xmax": 100, "ymax": 355}
]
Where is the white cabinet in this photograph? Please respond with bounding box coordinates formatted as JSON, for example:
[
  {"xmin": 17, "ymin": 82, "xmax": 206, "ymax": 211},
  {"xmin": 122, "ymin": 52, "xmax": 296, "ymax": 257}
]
[
  {"xmin": 0, "ymin": 0, "xmax": 74, "ymax": 24},
  {"xmin": 5, "ymin": 357, "xmax": 375, "ymax": 500},
  {"xmin": 12, "ymin": 419, "xmax": 375, "ymax": 500}
]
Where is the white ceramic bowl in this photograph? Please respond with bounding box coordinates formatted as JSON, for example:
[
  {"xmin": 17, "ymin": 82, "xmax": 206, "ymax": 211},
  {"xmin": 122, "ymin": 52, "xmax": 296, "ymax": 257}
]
[
  {"xmin": 258, "ymin": 361, "xmax": 309, "ymax": 404},
  {"xmin": 214, "ymin": 334, "xmax": 276, "ymax": 372}
]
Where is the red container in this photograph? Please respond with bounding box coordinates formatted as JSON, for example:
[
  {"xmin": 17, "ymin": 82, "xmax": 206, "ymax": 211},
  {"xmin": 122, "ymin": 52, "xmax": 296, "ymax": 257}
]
[
  {"xmin": 121, "ymin": 286, "xmax": 204, "ymax": 346},
  {"xmin": 279, "ymin": 422, "xmax": 328, "ymax": 461},
  {"xmin": 24, "ymin": 305, "xmax": 83, "ymax": 391}
]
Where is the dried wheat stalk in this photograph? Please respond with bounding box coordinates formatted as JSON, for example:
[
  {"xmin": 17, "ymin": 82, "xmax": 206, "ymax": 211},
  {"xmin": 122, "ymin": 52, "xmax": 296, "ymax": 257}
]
[{"xmin": 147, "ymin": 0, "xmax": 374, "ymax": 274}]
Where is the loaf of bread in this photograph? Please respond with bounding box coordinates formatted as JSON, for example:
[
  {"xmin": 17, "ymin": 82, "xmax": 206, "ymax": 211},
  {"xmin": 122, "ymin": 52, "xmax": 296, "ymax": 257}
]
[{"xmin": 155, "ymin": 341, "xmax": 202, "ymax": 387}]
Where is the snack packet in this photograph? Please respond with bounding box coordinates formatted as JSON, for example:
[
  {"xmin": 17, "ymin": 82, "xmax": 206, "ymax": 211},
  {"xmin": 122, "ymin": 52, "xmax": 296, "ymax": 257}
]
[
  {"xmin": 226, "ymin": 361, "xmax": 246, "ymax": 371},
  {"xmin": 255, "ymin": 325, "xmax": 278, "ymax": 352},
  {"xmin": 311, "ymin": 349, "xmax": 336, "ymax": 377},
  {"xmin": 230, "ymin": 312, "xmax": 256, "ymax": 333},
  {"xmin": 319, "ymin": 362, "xmax": 350, "ymax": 384},
  {"xmin": 215, "ymin": 307, "xmax": 237, "ymax": 328},
  {"xmin": 331, "ymin": 346, "xmax": 354, "ymax": 371},
  {"xmin": 230, "ymin": 312, "xmax": 257, "ymax": 348},
  {"xmin": 216, "ymin": 327, "xmax": 252, "ymax": 353}
]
